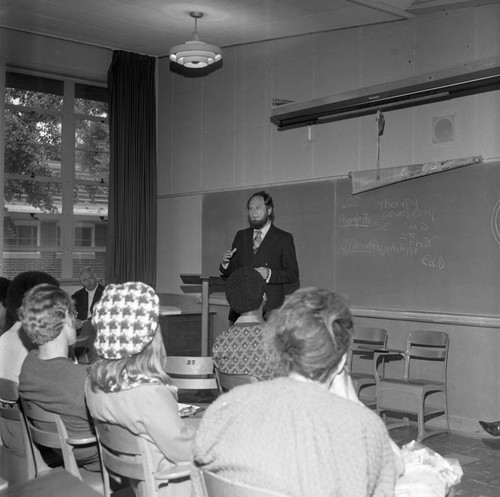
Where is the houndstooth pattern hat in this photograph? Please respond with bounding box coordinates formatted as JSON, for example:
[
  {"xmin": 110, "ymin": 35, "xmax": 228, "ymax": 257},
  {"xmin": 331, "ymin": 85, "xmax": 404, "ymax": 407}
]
[{"xmin": 92, "ymin": 281, "xmax": 159, "ymax": 360}]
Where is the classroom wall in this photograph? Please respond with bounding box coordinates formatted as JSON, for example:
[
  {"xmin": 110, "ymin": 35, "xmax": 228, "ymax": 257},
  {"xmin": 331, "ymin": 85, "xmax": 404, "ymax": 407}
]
[
  {"xmin": 156, "ymin": 4, "xmax": 500, "ymax": 293},
  {"xmin": 156, "ymin": 4, "xmax": 500, "ymax": 432},
  {"xmin": 0, "ymin": 28, "xmax": 111, "ymax": 83}
]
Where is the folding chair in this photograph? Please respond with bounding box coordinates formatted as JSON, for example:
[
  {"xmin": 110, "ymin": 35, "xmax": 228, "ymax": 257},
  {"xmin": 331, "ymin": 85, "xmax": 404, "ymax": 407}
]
[
  {"xmin": 20, "ymin": 398, "xmax": 103, "ymax": 492},
  {"xmin": 374, "ymin": 330, "xmax": 450, "ymax": 442},
  {"xmin": 94, "ymin": 420, "xmax": 191, "ymax": 497},
  {"xmin": 202, "ymin": 470, "xmax": 289, "ymax": 497},
  {"xmin": 214, "ymin": 367, "xmax": 258, "ymax": 395},
  {"xmin": 347, "ymin": 327, "xmax": 387, "ymax": 405}
]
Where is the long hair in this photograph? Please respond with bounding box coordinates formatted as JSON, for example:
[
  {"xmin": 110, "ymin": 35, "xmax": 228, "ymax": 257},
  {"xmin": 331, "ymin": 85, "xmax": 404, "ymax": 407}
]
[
  {"xmin": 266, "ymin": 287, "xmax": 353, "ymax": 383},
  {"xmin": 87, "ymin": 328, "xmax": 169, "ymax": 393}
]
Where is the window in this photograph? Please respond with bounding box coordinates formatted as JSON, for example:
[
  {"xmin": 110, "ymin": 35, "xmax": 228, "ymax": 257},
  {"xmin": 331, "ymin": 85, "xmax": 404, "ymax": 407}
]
[
  {"xmin": 2, "ymin": 71, "xmax": 108, "ymax": 280},
  {"xmin": 4, "ymin": 221, "xmax": 39, "ymax": 247}
]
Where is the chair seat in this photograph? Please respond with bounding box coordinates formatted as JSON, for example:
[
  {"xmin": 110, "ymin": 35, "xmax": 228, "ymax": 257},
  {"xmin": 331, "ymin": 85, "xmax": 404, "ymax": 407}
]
[{"xmin": 378, "ymin": 378, "xmax": 445, "ymax": 393}]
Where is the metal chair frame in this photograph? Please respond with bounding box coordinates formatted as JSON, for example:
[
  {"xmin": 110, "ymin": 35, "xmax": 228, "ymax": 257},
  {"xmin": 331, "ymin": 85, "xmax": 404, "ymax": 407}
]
[{"xmin": 374, "ymin": 330, "xmax": 450, "ymax": 442}]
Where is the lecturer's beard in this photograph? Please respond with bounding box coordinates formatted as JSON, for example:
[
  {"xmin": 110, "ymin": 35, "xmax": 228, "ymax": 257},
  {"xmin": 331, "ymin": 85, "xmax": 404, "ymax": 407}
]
[{"xmin": 248, "ymin": 212, "xmax": 269, "ymax": 230}]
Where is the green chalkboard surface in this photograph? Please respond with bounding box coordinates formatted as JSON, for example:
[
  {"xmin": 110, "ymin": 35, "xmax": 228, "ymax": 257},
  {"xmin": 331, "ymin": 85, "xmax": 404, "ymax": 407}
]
[{"xmin": 202, "ymin": 161, "xmax": 500, "ymax": 317}]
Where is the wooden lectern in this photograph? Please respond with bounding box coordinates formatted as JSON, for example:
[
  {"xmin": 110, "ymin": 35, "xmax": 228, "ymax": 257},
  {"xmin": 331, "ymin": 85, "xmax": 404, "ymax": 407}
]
[{"xmin": 180, "ymin": 274, "xmax": 225, "ymax": 356}]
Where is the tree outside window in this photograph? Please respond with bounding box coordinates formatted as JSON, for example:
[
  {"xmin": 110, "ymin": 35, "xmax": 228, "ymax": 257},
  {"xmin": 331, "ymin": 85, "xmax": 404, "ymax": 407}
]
[{"xmin": 2, "ymin": 72, "xmax": 108, "ymax": 281}]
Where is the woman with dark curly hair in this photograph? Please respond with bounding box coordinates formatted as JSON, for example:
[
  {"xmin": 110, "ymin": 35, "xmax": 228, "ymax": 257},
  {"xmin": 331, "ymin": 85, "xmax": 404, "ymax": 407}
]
[{"xmin": 193, "ymin": 287, "xmax": 399, "ymax": 497}]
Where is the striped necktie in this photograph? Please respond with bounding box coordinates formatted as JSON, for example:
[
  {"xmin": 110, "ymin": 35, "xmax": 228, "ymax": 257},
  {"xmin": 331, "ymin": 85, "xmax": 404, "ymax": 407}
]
[{"xmin": 253, "ymin": 230, "xmax": 262, "ymax": 254}]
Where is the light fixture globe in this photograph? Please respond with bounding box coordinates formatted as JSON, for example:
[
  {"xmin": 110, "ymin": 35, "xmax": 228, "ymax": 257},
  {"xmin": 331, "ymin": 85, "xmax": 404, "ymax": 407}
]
[{"xmin": 169, "ymin": 12, "xmax": 222, "ymax": 69}]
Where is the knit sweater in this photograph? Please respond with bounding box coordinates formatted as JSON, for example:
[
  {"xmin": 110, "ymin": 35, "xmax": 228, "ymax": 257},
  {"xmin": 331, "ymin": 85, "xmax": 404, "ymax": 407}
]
[
  {"xmin": 85, "ymin": 381, "xmax": 195, "ymax": 497},
  {"xmin": 212, "ymin": 322, "xmax": 284, "ymax": 381},
  {"xmin": 192, "ymin": 377, "xmax": 397, "ymax": 497}
]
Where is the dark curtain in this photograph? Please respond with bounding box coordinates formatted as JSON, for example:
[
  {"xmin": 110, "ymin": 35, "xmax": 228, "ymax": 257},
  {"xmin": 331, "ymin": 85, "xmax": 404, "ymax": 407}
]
[{"xmin": 105, "ymin": 51, "xmax": 157, "ymax": 287}]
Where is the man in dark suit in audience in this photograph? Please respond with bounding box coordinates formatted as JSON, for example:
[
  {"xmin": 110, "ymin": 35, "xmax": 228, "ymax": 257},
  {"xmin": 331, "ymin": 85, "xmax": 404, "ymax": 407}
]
[
  {"xmin": 220, "ymin": 190, "xmax": 299, "ymax": 322},
  {"xmin": 71, "ymin": 267, "xmax": 104, "ymax": 362},
  {"xmin": 72, "ymin": 266, "xmax": 104, "ymax": 329}
]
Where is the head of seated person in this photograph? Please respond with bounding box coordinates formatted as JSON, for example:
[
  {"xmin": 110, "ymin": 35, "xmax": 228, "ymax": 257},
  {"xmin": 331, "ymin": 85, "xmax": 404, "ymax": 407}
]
[
  {"xmin": 193, "ymin": 287, "xmax": 398, "ymax": 497},
  {"xmin": 20, "ymin": 284, "xmax": 77, "ymax": 350},
  {"xmin": 226, "ymin": 266, "xmax": 265, "ymax": 318},
  {"xmin": 87, "ymin": 282, "xmax": 169, "ymax": 393},
  {"xmin": 4, "ymin": 271, "xmax": 59, "ymax": 335},
  {"xmin": 272, "ymin": 287, "xmax": 352, "ymax": 385}
]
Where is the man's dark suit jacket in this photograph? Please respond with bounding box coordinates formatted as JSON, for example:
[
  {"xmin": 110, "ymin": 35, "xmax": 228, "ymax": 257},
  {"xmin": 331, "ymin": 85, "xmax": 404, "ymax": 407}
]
[
  {"xmin": 72, "ymin": 283, "xmax": 104, "ymax": 321},
  {"xmin": 220, "ymin": 224, "xmax": 299, "ymax": 320}
]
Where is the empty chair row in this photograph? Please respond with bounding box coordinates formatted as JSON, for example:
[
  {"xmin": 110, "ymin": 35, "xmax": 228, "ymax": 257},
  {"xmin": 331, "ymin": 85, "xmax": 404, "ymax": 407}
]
[{"xmin": 348, "ymin": 327, "xmax": 450, "ymax": 443}]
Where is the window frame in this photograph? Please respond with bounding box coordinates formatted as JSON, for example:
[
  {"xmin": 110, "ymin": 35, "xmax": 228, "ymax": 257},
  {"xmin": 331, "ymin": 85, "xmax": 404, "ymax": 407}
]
[{"xmin": 1, "ymin": 68, "xmax": 108, "ymax": 280}]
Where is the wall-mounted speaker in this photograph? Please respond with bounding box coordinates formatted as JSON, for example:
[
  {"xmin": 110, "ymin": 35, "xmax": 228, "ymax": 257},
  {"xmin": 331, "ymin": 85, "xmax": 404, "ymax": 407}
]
[{"xmin": 432, "ymin": 115, "xmax": 455, "ymax": 144}]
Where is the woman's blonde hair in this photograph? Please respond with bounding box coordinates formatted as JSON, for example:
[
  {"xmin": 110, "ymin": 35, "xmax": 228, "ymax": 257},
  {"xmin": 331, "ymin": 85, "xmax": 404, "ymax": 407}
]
[{"xmin": 87, "ymin": 328, "xmax": 169, "ymax": 393}]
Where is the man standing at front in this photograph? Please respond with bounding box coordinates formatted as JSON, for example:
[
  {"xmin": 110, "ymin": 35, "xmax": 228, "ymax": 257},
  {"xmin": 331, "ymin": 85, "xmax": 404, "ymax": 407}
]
[{"xmin": 220, "ymin": 190, "xmax": 299, "ymax": 322}]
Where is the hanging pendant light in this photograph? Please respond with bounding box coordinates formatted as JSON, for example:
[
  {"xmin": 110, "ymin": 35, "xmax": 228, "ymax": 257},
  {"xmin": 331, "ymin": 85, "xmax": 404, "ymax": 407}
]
[{"xmin": 169, "ymin": 12, "xmax": 222, "ymax": 69}]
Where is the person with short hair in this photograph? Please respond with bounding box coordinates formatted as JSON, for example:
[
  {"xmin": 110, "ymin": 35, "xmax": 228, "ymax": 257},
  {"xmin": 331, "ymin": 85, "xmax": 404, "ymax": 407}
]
[
  {"xmin": 72, "ymin": 266, "xmax": 104, "ymax": 327},
  {"xmin": 220, "ymin": 190, "xmax": 299, "ymax": 321},
  {"xmin": 212, "ymin": 266, "xmax": 283, "ymax": 381},
  {"xmin": 193, "ymin": 287, "xmax": 398, "ymax": 497},
  {"xmin": 85, "ymin": 282, "xmax": 195, "ymax": 497},
  {"xmin": 18, "ymin": 284, "xmax": 100, "ymax": 471},
  {"xmin": 71, "ymin": 267, "xmax": 104, "ymax": 363}
]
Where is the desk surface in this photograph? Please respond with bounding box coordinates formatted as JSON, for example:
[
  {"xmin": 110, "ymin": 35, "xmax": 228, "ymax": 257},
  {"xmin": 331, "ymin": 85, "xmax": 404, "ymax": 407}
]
[{"xmin": 0, "ymin": 469, "xmax": 102, "ymax": 497}]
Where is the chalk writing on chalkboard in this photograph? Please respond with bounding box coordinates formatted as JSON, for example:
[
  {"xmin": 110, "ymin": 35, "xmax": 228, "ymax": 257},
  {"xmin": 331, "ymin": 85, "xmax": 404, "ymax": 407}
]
[{"xmin": 338, "ymin": 195, "xmax": 445, "ymax": 271}]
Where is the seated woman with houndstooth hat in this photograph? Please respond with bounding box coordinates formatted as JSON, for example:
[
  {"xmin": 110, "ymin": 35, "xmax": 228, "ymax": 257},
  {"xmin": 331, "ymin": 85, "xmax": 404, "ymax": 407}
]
[{"xmin": 85, "ymin": 281, "xmax": 194, "ymax": 497}]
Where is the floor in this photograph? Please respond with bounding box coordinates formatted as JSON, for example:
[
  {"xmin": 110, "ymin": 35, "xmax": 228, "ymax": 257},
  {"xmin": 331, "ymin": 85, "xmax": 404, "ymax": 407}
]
[{"xmin": 390, "ymin": 424, "xmax": 500, "ymax": 497}]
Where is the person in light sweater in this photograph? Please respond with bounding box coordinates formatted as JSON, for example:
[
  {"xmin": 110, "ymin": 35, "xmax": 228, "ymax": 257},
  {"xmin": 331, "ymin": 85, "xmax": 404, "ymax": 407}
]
[
  {"xmin": 192, "ymin": 287, "xmax": 400, "ymax": 497},
  {"xmin": 85, "ymin": 282, "xmax": 195, "ymax": 497}
]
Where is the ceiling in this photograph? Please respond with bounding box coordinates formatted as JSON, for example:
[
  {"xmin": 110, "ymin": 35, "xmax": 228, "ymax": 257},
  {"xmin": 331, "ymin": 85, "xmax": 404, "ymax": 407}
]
[{"xmin": 0, "ymin": 0, "xmax": 496, "ymax": 58}]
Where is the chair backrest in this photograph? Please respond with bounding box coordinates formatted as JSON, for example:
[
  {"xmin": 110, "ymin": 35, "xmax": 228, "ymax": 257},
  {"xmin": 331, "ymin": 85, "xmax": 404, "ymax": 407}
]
[
  {"xmin": 165, "ymin": 356, "xmax": 218, "ymax": 390},
  {"xmin": 202, "ymin": 470, "xmax": 289, "ymax": 497},
  {"xmin": 348, "ymin": 327, "xmax": 388, "ymax": 373},
  {"xmin": 0, "ymin": 379, "xmax": 37, "ymax": 481},
  {"xmin": 20, "ymin": 398, "xmax": 83, "ymax": 479},
  {"xmin": 214, "ymin": 367, "xmax": 259, "ymax": 395},
  {"xmin": 94, "ymin": 421, "xmax": 191, "ymax": 497},
  {"xmin": 403, "ymin": 330, "xmax": 450, "ymax": 380}
]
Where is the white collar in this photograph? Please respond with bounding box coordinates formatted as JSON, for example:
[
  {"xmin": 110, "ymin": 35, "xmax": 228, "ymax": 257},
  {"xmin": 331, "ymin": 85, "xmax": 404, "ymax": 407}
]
[
  {"xmin": 234, "ymin": 315, "xmax": 263, "ymax": 324},
  {"xmin": 254, "ymin": 221, "xmax": 271, "ymax": 237}
]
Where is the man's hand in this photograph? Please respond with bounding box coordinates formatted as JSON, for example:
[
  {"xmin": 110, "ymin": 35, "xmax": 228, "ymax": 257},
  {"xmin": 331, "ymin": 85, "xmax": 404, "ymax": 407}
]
[
  {"xmin": 255, "ymin": 266, "xmax": 270, "ymax": 280},
  {"xmin": 222, "ymin": 247, "xmax": 237, "ymax": 265}
]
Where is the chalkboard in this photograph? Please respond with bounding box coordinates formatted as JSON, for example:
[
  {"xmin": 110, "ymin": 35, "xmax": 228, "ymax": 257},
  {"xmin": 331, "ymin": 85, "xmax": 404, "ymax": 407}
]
[
  {"xmin": 202, "ymin": 181, "xmax": 336, "ymax": 296},
  {"xmin": 202, "ymin": 161, "xmax": 500, "ymax": 317}
]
